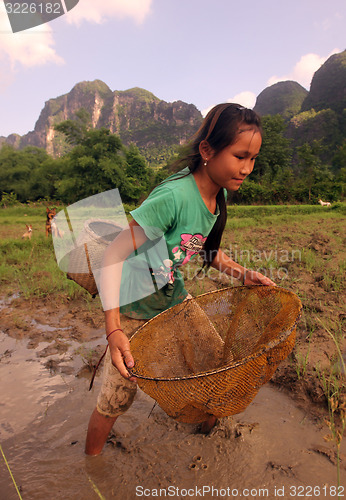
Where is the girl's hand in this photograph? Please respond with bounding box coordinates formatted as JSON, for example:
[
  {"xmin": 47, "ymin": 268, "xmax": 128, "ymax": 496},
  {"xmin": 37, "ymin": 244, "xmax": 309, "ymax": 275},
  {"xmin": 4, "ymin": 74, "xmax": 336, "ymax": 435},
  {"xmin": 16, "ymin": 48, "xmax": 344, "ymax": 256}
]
[
  {"xmin": 107, "ymin": 330, "xmax": 136, "ymax": 382},
  {"xmin": 244, "ymin": 269, "xmax": 276, "ymax": 286},
  {"xmin": 210, "ymin": 250, "xmax": 276, "ymax": 287}
]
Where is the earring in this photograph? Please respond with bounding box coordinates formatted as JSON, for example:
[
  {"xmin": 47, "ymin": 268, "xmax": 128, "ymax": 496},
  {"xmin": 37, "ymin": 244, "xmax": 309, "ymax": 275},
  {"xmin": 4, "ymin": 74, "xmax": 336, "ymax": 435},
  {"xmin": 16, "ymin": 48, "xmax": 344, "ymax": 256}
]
[{"xmin": 203, "ymin": 158, "xmax": 208, "ymax": 166}]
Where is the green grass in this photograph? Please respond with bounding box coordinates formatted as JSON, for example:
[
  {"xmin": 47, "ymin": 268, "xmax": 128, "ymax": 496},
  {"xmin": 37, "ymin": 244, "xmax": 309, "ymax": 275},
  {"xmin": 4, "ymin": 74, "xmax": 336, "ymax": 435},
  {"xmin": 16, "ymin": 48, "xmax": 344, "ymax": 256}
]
[
  {"xmin": 226, "ymin": 202, "xmax": 346, "ymax": 229},
  {"xmin": 300, "ymin": 248, "xmax": 320, "ymax": 273},
  {"xmin": 0, "ymin": 233, "xmax": 89, "ymax": 299},
  {"xmin": 2, "ymin": 202, "xmax": 344, "ymax": 301},
  {"xmin": 0, "ymin": 201, "xmax": 135, "ymax": 222},
  {"xmin": 0, "ymin": 201, "xmax": 137, "ymax": 299},
  {"xmin": 0, "ymin": 204, "xmax": 61, "ymax": 219},
  {"xmin": 227, "ymin": 202, "xmax": 346, "ymax": 218}
]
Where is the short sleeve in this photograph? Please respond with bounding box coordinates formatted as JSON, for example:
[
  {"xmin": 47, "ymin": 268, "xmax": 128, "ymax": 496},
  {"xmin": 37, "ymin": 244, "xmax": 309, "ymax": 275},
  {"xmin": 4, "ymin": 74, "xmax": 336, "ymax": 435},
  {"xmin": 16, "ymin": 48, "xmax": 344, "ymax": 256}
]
[{"xmin": 130, "ymin": 185, "xmax": 176, "ymax": 240}]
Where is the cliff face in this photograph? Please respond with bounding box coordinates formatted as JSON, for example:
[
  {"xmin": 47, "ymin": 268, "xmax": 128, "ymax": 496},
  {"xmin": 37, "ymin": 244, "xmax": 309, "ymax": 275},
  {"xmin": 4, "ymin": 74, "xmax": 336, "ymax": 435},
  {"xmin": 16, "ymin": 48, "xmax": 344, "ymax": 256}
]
[
  {"xmin": 1, "ymin": 50, "xmax": 345, "ymax": 164},
  {"xmin": 301, "ymin": 50, "xmax": 346, "ymax": 114},
  {"xmin": 2, "ymin": 81, "xmax": 202, "ymax": 160},
  {"xmin": 286, "ymin": 51, "xmax": 346, "ymax": 156},
  {"xmin": 252, "ymin": 51, "xmax": 346, "ymax": 160},
  {"xmin": 253, "ymin": 50, "xmax": 346, "ymax": 120}
]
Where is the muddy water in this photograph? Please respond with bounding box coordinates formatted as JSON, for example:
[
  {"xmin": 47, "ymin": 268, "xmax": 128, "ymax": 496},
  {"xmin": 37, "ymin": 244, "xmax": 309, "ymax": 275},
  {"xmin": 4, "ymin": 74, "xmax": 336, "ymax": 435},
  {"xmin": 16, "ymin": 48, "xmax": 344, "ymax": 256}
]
[{"xmin": 0, "ymin": 332, "xmax": 345, "ymax": 500}]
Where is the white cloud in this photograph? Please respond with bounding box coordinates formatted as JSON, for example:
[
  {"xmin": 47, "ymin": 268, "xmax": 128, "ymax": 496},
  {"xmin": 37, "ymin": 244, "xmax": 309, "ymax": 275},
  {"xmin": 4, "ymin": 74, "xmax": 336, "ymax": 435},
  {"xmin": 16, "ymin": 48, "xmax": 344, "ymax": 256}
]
[
  {"xmin": 0, "ymin": 0, "xmax": 152, "ymax": 93},
  {"xmin": 65, "ymin": 0, "xmax": 152, "ymax": 25},
  {"xmin": 0, "ymin": 0, "xmax": 152, "ymax": 91},
  {"xmin": 227, "ymin": 92, "xmax": 257, "ymax": 109},
  {"xmin": 268, "ymin": 49, "xmax": 340, "ymax": 89},
  {"xmin": 201, "ymin": 91, "xmax": 257, "ymax": 117},
  {"xmin": 0, "ymin": 6, "xmax": 64, "ymax": 71}
]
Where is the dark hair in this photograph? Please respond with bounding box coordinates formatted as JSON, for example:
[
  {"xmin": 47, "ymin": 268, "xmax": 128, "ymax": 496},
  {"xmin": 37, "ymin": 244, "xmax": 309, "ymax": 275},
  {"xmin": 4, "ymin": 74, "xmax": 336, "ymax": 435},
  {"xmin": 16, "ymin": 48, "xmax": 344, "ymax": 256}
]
[{"xmin": 171, "ymin": 103, "xmax": 262, "ymax": 268}]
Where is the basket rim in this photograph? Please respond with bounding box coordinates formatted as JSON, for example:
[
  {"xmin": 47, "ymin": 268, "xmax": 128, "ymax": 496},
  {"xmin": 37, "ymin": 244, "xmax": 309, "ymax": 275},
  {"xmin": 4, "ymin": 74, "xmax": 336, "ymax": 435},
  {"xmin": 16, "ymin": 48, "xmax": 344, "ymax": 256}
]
[
  {"xmin": 84, "ymin": 218, "xmax": 124, "ymax": 245},
  {"xmin": 129, "ymin": 285, "xmax": 302, "ymax": 382}
]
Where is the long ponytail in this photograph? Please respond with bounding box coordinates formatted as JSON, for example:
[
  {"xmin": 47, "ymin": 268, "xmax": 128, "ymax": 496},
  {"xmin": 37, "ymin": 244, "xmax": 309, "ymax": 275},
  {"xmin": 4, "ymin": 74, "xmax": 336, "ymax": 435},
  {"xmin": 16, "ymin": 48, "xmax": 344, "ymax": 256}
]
[{"xmin": 168, "ymin": 103, "xmax": 262, "ymax": 267}]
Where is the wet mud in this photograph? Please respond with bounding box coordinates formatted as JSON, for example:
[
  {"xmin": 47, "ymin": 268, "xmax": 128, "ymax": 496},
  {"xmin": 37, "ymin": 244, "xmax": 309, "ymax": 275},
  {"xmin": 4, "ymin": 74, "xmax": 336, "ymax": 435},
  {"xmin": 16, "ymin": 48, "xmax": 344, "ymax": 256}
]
[{"xmin": 0, "ymin": 295, "xmax": 345, "ymax": 499}]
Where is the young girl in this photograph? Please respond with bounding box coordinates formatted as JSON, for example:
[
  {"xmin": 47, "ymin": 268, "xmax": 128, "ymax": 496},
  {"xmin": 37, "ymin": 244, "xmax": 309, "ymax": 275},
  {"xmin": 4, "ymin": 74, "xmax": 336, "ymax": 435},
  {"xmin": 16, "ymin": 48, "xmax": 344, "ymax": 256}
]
[{"xmin": 85, "ymin": 103, "xmax": 275, "ymax": 455}]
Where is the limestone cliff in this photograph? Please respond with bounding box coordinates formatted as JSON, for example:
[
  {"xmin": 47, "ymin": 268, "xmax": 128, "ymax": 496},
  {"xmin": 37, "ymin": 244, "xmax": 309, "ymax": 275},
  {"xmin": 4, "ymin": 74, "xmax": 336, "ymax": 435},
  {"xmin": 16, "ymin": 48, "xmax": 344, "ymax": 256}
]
[{"xmin": 2, "ymin": 80, "xmax": 202, "ymax": 164}]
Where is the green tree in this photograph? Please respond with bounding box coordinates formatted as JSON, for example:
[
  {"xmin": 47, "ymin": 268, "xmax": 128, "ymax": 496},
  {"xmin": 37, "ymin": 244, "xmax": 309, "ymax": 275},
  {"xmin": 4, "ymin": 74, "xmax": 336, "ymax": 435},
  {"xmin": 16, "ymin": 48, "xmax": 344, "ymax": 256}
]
[
  {"xmin": 123, "ymin": 144, "xmax": 151, "ymax": 202},
  {"xmin": 297, "ymin": 141, "xmax": 324, "ymax": 201},
  {"xmin": 54, "ymin": 108, "xmax": 91, "ymax": 146},
  {"xmin": 233, "ymin": 179, "xmax": 267, "ymax": 204},
  {"xmin": 0, "ymin": 145, "xmax": 51, "ymax": 202},
  {"xmin": 56, "ymin": 128, "xmax": 127, "ymax": 203},
  {"xmin": 252, "ymin": 115, "xmax": 292, "ymax": 184},
  {"xmin": 332, "ymin": 140, "xmax": 346, "ymax": 175},
  {"xmin": 28, "ymin": 156, "xmax": 64, "ymax": 201}
]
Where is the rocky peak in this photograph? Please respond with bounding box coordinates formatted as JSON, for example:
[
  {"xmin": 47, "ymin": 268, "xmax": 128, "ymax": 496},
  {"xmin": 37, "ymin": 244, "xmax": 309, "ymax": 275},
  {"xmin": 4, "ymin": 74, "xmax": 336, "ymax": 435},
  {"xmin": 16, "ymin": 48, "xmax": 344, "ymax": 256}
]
[
  {"xmin": 253, "ymin": 81, "xmax": 308, "ymax": 119},
  {"xmin": 301, "ymin": 50, "xmax": 346, "ymax": 114},
  {"xmin": 4, "ymin": 80, "xmax": 202, "ymax": 161}
]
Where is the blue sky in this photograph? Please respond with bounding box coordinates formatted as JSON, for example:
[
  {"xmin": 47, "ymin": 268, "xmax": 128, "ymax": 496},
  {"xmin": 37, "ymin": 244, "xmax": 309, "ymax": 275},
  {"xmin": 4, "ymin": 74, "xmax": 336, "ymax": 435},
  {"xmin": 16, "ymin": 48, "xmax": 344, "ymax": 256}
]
[{"xmin": 0, "ymin": 0, "xmax": 344, "ymax": 137}]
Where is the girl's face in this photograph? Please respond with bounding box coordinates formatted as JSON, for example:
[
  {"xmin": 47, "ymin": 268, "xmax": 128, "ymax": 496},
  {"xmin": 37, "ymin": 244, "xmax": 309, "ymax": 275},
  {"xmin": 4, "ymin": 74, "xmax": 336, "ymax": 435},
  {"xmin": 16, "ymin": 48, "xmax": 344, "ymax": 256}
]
[{"xmin": 204, "ymin": 129, "xmax": 262, "ymax": 192}]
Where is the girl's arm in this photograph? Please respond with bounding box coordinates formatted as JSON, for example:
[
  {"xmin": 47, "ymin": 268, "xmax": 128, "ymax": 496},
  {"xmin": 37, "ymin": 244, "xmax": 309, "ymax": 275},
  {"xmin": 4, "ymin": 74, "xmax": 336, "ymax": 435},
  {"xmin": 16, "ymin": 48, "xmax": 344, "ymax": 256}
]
[
  {"xmin": 100, "ymin": 219, "xmax": 148, "ymax": 380},
  {"xmin": 210, "ymin": 249, "xmax": 276, "ymax": 286}
]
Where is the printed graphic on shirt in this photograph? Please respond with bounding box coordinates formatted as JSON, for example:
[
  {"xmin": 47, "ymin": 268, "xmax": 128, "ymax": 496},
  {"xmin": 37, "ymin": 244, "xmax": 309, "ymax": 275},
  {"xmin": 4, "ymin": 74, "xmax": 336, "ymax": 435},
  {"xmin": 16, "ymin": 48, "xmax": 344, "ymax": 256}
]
[
  {"xmin": 152, "ymin": 259, "xmax": 174, "ymax": 285},
  {"xmin": 172, "ymin": 233, "xmax": 207, "ymax": 267},
  {"xmin": 151, "ymin": 233, "xmax": 206, "ymax": 288},
  {"xmin": 180, "ymin": 233, "xmax": 206, "ymax": 253}
]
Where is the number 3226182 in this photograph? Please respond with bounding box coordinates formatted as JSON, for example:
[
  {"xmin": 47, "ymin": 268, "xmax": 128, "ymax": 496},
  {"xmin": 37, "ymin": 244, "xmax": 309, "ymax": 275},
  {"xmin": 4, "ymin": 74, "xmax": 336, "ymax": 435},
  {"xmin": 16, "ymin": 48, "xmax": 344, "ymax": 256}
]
[
  {"xmin": 5, "ymin": 3, "xmax": 63, "ymax": 14},
  {"xmin": 289, "ymin": 485, "xmax": 344, "ymax": 497}
]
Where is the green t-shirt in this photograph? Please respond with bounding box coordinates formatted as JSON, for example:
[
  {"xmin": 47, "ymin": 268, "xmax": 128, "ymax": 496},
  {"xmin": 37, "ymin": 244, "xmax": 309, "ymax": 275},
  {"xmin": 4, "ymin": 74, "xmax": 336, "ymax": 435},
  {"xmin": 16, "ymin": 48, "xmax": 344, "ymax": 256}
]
[{"xmin": 119, "ymin": 168, "xmax": 220, "ymax": 319}]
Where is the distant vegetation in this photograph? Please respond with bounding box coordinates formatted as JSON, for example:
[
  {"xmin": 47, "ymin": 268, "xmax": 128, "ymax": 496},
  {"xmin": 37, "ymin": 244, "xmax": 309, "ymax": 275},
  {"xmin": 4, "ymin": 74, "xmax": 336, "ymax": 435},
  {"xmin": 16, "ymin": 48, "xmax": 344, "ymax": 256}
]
[
  {"xmin": 248, "ymin": 50, "xmax": 346, "ymax": 204},
  {"xmin": 0, "ymin": 111, "xmax": 344, "ymax": 206},
  {"xmin": 0, "ymin": 117, "xmax": 157, "ymax": 206},
  {"xmin": 0, "ymin": 110, "xmax": 344, "ymax": 207}
]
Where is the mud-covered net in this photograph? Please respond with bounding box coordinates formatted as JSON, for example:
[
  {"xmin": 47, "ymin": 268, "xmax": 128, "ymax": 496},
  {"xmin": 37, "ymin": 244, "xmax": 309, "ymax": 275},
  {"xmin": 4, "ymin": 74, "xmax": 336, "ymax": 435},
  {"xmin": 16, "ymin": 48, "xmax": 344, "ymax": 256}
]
[{"xmin": 129, "ymin": 285, "xmax": 302, "ymax": 423}]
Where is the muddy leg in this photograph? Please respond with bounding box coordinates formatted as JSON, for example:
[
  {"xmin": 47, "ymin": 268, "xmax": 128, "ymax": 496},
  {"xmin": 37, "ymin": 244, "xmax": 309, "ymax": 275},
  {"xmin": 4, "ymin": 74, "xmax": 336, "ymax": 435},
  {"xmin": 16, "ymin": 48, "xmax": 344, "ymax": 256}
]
[
  {"xmin": 85, "ymin": 407, "xmax": 117, "ymax": 456},
  {"xmin": 199, "ymin": 415, "xmax": 218, "ymax": 434}
]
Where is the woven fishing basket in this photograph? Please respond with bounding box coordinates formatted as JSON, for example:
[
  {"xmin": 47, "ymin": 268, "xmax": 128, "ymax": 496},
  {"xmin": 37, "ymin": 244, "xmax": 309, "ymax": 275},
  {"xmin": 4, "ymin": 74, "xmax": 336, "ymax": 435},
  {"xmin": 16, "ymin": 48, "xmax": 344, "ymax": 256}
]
[
  {"xmin": 66, "ymin": 219, "xmax": 122, "ymax": 296},
  {"xmin": 129, "ymin": 285, "xmax": 302, "ymax": 423}
]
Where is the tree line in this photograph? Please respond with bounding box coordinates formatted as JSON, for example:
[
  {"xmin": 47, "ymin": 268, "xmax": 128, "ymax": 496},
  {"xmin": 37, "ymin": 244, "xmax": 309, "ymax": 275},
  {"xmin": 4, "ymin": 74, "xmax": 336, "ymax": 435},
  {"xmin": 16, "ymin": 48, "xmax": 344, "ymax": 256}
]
[{"xmin": 0, "ymin": 113, "xmax": 344, "ymax": 206}]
